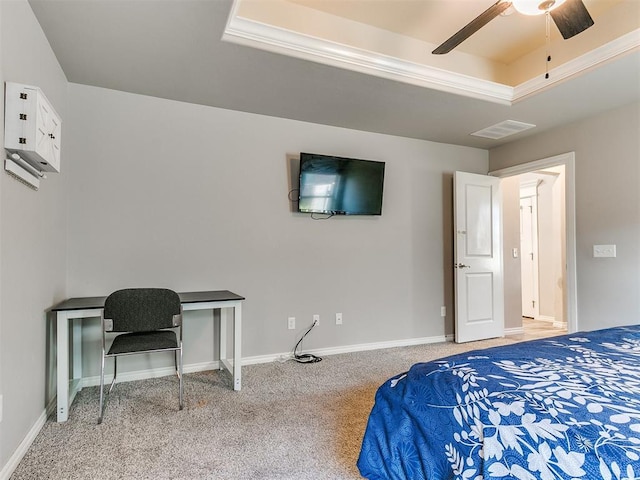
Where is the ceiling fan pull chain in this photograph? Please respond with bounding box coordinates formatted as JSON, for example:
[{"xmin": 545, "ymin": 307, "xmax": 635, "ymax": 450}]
[{"xmin": 545, "ymin": 11, "xmax": 551, "ymax": 79}]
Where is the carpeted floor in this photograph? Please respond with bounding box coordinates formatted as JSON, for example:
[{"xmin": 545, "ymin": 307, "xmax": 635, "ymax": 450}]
[{"xmin": 11, "ymin": 330, "xmax": 561, "ymax": 480}]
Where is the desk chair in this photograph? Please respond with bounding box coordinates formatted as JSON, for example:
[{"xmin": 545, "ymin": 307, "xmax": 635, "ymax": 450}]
[{"xmin": 99, "ymin": 288, "xmax": 183, "ymax": 424}]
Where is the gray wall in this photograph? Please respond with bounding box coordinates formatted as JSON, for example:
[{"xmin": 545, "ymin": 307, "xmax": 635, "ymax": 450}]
[
  {"xmin": 490, "ymin": 102, "xmax": 640, "ymax": 331},
  {"xmin": 0, "ymin": 0, "xmax": 68, "ymax": 471},
  {"xmin": 66, "ymin": 83, "xmax": 488, "ymax": 377}
]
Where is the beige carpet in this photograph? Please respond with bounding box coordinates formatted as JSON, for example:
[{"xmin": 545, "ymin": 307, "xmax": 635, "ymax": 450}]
[{"xmin": 12, "ymin": 334, "xmax": 546, "ymax": 480}]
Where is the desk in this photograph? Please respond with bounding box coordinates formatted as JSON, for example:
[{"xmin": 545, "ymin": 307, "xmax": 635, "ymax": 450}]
[{"xmin": 51, "ymin": 290, "xmax": 245, "ymax": 422}]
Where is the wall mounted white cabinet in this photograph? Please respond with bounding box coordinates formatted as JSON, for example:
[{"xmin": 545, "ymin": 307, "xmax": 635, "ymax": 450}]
[{"xmin": 4, "ymin": 82, "xmax": 61, "ymax": 172}]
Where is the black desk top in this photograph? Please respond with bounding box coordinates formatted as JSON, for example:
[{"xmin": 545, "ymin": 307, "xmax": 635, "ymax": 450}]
[
  {"xmin": 51, "ymin": 290, "xmax": 245, "ymax": 312},
  {"xmin": 179, "ymin": 290, "xmax": 245, "ymax": 304}
]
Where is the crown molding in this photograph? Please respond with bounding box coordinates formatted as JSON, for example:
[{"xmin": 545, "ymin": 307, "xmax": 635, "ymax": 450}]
[
  {"xmin": 223, "ymin": 3, "xmax": 639, "ymax": 106},
  {"xmin": 223, "ymin": 11, "xmax": 513, "ymax": 105},
  {"xmin": 513, "ymin": 29, "xmax": 640, "ymax": 102}
]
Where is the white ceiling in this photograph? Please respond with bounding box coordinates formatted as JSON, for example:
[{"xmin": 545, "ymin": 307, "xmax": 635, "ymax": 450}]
[{"xmin": 27, "ymin": 0, "xmax": 640, "ymax": 149}]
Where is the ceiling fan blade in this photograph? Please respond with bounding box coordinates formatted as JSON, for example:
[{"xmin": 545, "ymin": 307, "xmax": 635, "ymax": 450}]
[
  {"xmin": 432, "ymin": 1, "xmax": 512, "ymax": 55},
  {"xmin": 550, "ymin": 0, "xmax": 594, "ymax": 40}
]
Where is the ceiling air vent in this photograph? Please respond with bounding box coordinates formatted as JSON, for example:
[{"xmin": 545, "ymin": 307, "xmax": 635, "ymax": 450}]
[{"xmin": 471, "ymin": 120, "xmax": 536, "ymax": 139}]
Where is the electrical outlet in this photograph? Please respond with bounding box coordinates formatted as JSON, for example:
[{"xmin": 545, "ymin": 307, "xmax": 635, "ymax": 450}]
[
  {"xmin": 313, "ymin": 314, "xmax": 320, "ymax": 326},
  {"xmin": 336, "ymin": 312, "xmax": 343, "ymax": 325},
  {"xmin": 441, "ymin": 306, "xmax": 446, "ymax": 317},
  {"xmin": 593, "ymin": 245, "xmax": 616, "ymax": 258},
  {"xmin": 288, "ymin": 317, "xmax": 295, "ymax": 330}
]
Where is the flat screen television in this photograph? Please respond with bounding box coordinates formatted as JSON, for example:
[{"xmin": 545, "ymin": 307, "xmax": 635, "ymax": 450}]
[{"xmin": 298, "ymin": 153, "xmax": 385, "ymax": 216}]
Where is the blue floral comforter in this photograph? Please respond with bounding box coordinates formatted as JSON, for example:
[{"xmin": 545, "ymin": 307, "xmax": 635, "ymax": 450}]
[{"xmin": 357, "ymin": 326, "xmax": 640, "ymax": 479}]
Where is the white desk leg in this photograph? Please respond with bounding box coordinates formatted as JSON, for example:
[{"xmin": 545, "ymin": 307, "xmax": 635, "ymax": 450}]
[
  {"xmin": 56, "ymin": 311, "xmax": 70, "ymax": 422},
  {"xmin": 219, "ymin": 308, "xmax": 227, "ymax": 371},
  {"xmin": 233, "ymin": 302, "xmax": 242, "ymax": 391},
  {"xmin": 72, "ymin": 318, "xmax": 83, "ymax": 385}
]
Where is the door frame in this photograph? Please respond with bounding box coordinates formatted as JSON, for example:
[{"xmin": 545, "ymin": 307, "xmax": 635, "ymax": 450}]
[{"xmin": 489, "ymin": 152, "xmax": 577, "ymax": 333}]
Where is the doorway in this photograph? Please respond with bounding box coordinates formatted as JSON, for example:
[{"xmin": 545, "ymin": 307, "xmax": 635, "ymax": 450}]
[
  {"xmin": 490, "ymin": 152, "xmax": 578, "ymax": 334},
  {"xmin": 518, "ymin": 167, "xmax": 567, "ymax": 337}
]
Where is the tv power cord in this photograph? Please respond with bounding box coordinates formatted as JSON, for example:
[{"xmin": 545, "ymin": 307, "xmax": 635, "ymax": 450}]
[{"xmin": 292, "ymin": 319, "xmax": 322, "ymax": 364}]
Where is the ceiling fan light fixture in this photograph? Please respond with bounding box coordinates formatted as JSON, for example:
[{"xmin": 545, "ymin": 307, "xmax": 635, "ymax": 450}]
[{"xmin": 511, "ymin": 0, "xmax": 566, "ymax": 16}]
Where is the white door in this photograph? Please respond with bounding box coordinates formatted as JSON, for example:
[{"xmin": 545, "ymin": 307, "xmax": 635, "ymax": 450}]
[
  {"xmin": 520, "ymin": 196, "xmax": 539, "ymax": 318},
  {"xmin": 454, "ymin": 171, "xmax": 504, "ymax": 343}
]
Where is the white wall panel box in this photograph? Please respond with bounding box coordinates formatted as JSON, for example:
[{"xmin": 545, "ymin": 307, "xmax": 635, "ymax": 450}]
[{"xmin": 4, "ymin": 82, "xmax": 61, "ymax": 173}]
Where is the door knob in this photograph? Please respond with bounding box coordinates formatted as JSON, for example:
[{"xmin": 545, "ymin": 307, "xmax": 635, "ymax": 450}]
[{"xmin": 455, "ymin": 263, "xmax": 471, "ymax": 269}]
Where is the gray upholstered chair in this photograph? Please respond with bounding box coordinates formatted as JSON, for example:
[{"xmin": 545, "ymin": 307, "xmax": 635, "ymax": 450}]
[{"xmin": 98, "ymin": 288, "xmax": 183, "ymax": 424}]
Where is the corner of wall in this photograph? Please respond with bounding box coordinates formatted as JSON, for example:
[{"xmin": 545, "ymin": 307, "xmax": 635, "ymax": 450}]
[{"xmin": 0, "ymin": 0, "xmax": 6, "ymax": 466}]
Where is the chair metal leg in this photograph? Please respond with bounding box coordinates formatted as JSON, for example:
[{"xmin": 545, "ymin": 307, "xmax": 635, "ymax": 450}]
[
  {"xmin": 178, "ymin": 347, "xmax": 184, "ymax": 410},
  {"xmin": 108, "ymin": 356, "xmax": 118, "ymax": 394},
  {"xmin": 98, "ymin": 353, "xmax": 106, "ymax": 424}
]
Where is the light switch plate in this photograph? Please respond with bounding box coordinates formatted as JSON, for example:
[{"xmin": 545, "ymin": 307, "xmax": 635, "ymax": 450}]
[{"xmin": 593, "ymin": 245, "xmax": 616, "ymax": 258}]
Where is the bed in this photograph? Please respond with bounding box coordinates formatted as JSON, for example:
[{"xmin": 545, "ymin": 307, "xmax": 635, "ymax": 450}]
[{"xmin": 357, "ymin": 326, "xmax": 640, "ymax": 480}]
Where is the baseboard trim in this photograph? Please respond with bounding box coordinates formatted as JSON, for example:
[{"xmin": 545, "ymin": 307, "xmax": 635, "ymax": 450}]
[
  {"xmin": 504, "ymin": 327, "xmax": 525, "ymax": 336},
  {"xmin": 306, "ymin": 334, "xmax": 452, "ymax": 358},
  {"xmin": 243, "ymin": 334, "xmax": 452, "ymax": 365},
  {"xmin": 0, "ymin": 409, "xmax": 47, "ymax": 480},
  {"xmin": 536, "ymin": 316, "xmax": 567, "ymax": 330},
  {"xmin": 45, "ymin": 396, "xmax": 57, "ymax": 417},
  {"xmin": 81, "ymin": 361, "xmax": 219, "ymax": 388}
]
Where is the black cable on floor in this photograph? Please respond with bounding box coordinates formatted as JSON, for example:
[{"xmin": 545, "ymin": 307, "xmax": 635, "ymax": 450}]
[{"xmin": 292, "ymin": 320, "xmax": 322, "ymax": 364}]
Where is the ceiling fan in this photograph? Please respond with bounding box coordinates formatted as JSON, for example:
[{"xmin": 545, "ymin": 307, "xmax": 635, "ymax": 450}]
[{"xmin": 432, "ymin": 0, "xmax": 594, "ymax": 55}]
